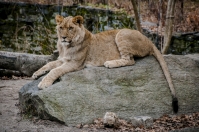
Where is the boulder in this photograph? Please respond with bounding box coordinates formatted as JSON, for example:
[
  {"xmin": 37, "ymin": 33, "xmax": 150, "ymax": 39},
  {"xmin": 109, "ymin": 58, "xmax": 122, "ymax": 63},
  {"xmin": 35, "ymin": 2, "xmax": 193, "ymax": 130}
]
[{"xmin": 19, "ymin": 54, "xmax": 199, "ymax": 126}]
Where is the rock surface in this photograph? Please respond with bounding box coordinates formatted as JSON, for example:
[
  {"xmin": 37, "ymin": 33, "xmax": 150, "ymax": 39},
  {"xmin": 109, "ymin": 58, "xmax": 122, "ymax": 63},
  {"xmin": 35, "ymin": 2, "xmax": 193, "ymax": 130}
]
[{"xmin": 19, "ymin": 54, "xmax": 199, "ymax": 126}]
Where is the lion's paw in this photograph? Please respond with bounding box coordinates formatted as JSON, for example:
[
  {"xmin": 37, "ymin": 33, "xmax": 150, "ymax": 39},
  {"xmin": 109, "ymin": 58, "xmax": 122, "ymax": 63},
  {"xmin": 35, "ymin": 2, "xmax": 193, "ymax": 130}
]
[
  {"xmin": 32, "ymin": 72, "xmax": 39, "ymax": 79},
  {"xmin": 38, "ymin": 81, "xmax": 52, "ymax": 90},
  {"xmin": 38, "ymin": 78, "xmax": 53, "ymax": 90},
  {"xmin": 32, "ymin": 71, "xmax": 47, "ymax": 79},
  {"xmin": 104, "ymin": 61, "xmax": 116, "ymax": 68}
]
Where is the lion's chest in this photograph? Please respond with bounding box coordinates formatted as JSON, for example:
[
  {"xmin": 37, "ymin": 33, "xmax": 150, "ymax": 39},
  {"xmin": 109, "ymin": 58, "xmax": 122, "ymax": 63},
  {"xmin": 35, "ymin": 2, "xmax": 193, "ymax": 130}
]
[{"xmin": 62, "ymin": 45, "xmax": 87, "ymax": 62}]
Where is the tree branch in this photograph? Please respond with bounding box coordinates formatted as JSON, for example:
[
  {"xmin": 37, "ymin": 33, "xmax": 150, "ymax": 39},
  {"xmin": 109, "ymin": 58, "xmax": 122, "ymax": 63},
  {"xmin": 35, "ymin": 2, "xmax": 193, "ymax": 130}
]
[
  {"xmin": 131, "ymin": 0, "xmax": 142, "ymax": 33},
  {"xmin": 162, "ymin": 0, "xmax": 176, "ymax": 54}
]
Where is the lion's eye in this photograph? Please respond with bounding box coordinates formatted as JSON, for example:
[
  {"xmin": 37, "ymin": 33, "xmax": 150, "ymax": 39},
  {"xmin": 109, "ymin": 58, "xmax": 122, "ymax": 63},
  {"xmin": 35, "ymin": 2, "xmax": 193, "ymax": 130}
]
[
  {"xmin": 68, "ymin": 27, "xmax": 73, "ymax": 31},
  {"xmin": 60, "ymin": 26, "xmax": 63, "ymax": 30}
]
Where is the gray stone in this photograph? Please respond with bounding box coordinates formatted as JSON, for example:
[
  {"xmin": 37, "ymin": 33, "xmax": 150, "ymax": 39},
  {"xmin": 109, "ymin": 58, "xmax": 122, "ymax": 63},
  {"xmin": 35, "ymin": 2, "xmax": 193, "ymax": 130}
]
[
  {"xmin": 103, "ymin": 112, "xmax": 119, "ymax": 128},
  {"xmin": 19, "ymin": 55, "xmax": 199, "ymax": 126},
  {"xmin": 50, "ymin": 19, "xmax": 56, "ymax": 25},
  {"xmin": 131, "ymin": 116, "xmax": 153, "ymax": 128}
]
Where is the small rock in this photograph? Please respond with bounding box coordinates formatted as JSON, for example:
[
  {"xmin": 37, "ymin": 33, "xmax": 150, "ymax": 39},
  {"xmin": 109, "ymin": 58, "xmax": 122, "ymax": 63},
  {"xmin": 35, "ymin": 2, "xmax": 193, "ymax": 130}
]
[
  {"xmin": 131, "ymin": 116, "xmax": 153, "ymax": 128},
  {"xmin": 103, "ymin": 112, "xmax": 119, "ymax": 128},
  {"xmin": 76, "ymin": 124, "xmax": 83, "ymax": 129},
  {"xmin": 83, "ymin": 124, "xmax": 89, "ymax": 128},
  {"xmin": 135, "ymin": 127, "xmax": 142, "ymax": 131}
]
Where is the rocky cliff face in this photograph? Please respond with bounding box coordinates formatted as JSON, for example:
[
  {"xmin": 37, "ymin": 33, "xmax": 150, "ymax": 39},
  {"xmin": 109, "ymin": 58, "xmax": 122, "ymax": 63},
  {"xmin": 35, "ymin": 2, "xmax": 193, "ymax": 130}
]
[{"xmin": 19, "ymin": 55, "xmax": 199, "ymax": 126}]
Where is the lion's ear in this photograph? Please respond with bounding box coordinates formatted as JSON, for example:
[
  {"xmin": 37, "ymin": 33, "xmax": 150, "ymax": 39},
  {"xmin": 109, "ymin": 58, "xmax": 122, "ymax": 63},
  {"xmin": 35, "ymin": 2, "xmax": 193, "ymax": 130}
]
[
  {"xmin": 55, "ymin": 15, "xmax": 64, "ymax": 25},
  {"xmin": 72, "ymin": 16, "xmax": 84, "ymax": 26}
]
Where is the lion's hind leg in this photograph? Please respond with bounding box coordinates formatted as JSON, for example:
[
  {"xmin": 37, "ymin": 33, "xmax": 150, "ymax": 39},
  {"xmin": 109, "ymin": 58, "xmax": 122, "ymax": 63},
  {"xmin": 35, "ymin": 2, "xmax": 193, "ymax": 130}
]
[
  {"xmin": 104, "ymin": 30, "xmax": 135, "ymax": 68},
  {"xmin": 32, "ymin": 60, "xmax": 63, "ymax": 79},
  {"xmin": 104, "ymin": 39, "xmax": 136, "ymax": 68}
]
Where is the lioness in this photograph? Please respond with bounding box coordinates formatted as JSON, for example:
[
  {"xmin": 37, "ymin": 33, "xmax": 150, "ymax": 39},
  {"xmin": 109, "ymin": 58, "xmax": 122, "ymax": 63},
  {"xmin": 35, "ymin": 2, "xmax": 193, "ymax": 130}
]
[{"xmin": 32, "ymin": 15, "xmax": 178, "ymax": 113}]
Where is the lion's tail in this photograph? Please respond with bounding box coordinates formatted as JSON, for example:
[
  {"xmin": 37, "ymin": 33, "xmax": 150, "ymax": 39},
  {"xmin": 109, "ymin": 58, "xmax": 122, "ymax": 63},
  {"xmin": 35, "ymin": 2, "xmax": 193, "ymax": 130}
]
[{"xmin": 152, "ymin": 45, "xmax": 178, "ymax": 113}]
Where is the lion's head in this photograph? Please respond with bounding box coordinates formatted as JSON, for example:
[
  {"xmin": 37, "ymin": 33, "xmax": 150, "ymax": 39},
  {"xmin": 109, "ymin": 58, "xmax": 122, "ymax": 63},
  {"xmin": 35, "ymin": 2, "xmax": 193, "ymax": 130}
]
[{"xmin": 55, "ymin": 15, "xmax": 85, "ymax": 46}]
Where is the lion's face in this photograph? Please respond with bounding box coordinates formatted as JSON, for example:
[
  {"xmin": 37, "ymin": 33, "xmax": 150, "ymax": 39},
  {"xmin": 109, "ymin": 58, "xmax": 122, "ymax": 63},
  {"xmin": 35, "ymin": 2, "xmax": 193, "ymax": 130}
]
[{"xmin": 55, "ymin": 15, "xmax": 85, "ymax": 46}]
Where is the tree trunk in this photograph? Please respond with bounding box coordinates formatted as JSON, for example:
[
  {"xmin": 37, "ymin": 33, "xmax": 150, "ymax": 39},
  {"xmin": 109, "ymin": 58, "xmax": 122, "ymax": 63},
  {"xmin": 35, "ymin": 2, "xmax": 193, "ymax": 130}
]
[
  {"xmin": 131, "ymin": 0, "xmax": 142, "ymax": 33},
  {"xmin": 0, "ymin": 51, "xmax": 58, "ymax": 77},
  {"xmin": 162, "ymin": 0, "xmax": 176, "ymax": 54}
]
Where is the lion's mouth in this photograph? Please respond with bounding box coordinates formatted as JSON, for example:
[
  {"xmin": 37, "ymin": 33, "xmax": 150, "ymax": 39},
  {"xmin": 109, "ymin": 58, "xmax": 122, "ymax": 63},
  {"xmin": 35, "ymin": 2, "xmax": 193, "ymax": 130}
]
[
  {"xmin": 62, "ymin": 40, "xmax": 72, "ymax": 43},
  {"xmin": 62, "ymin": 40, "xmax": 72, "ymax": 46}
]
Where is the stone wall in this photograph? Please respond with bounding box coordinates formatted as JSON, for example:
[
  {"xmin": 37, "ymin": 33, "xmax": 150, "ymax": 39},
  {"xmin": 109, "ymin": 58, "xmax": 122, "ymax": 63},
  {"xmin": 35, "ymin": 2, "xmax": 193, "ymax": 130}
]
[
  {"xmin": 170, "ymin": 33, "xmax": 199, "ymax": 54},
  {"xmin": 0, "ymin": 2, "xmax": 134, "ymax": 54},
  {"xmin": 143, "ymin": 28, "xmax": 199, "ymax": 55}
]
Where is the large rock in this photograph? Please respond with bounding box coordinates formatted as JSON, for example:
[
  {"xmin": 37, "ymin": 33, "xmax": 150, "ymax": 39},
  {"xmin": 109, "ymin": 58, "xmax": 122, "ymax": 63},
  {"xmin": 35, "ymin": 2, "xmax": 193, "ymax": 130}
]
[{"xmin": 19, "ymin": 54, "xmax": 199, "ymax": 126}]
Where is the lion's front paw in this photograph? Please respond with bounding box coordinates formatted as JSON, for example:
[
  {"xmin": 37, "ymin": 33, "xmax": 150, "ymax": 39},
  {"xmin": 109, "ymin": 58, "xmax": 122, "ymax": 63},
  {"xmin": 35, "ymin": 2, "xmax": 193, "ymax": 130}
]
[
  {"xmin": 104, "ymin": 61, "xmax": 116, "ymax": 68},
  {"xmin": 38, "ymin": 77, "xmax": 53, "ymax": 90},
  {"xmin": 32, "ymin": 72, "xmax": 39, "ymax": 79},
  {"xmin": 32, "ymin": 70, "xmax": 47, "ymax": 79}
]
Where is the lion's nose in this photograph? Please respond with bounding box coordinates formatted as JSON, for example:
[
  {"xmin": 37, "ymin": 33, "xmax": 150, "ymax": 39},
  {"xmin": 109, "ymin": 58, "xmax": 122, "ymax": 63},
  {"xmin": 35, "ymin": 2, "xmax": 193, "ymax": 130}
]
[{"xmin": 62, "ymin": 37, "xmax": 66, "ymax": 39}]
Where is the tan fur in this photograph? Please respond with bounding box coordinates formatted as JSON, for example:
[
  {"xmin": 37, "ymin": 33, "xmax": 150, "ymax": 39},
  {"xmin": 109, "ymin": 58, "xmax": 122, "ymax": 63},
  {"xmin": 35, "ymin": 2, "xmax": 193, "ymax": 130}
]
[{"xmin": 32, "ymin": 15, "xmax": 178, "ymax": 112}]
